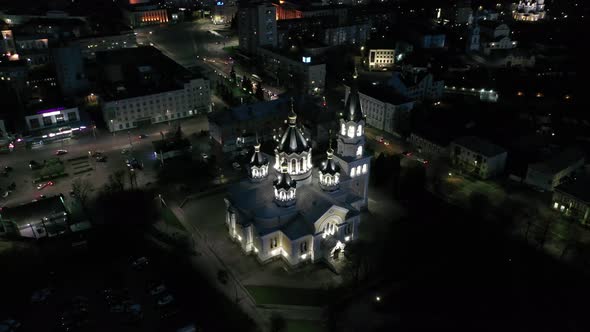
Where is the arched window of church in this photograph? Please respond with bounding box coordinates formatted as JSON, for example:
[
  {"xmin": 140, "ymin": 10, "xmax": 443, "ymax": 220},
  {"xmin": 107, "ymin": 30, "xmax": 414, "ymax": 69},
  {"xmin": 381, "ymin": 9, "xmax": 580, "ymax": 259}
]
[
  {"xmin": 341, "ymin": 123, "xmax": 346, "ymax": 135},
  {"xmin": 347, "ymin": 125, "xmax": 355, "ymax": 138},
  {"xmin": 362, "ymin": 164, "xmax": 367, "ymax": 174},
  {"xmin": 356, "ymin": 124, "xmax": 362, "ymax": 137},
  {"xmin": 356, "ymin": 145, "xmax": 363, "ymax": 157},
  {"xmin": 351, "ymin": 167, "xmax": 356, "ymax": 177},
  {"xmin": 356, "ymin": 165, "xmax": 361, "ymax": 175},
  {"xmin": 300, "ymin": 158, "xmax": 304, "ymax": 172},
  {"xmin": 291, "ymin": 159, "xmax": 296, "ymax": 173}
]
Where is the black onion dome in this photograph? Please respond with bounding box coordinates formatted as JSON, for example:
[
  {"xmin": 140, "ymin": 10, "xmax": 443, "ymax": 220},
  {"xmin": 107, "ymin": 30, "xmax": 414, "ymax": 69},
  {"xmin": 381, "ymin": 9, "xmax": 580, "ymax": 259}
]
[
  {"xmin": 278, "ymin": 101, "xmax": 309, "ymax": 153},
  {"xmin": 345, "ymin": 70, "xmax": 364, "ymax": 122},
  {"xmin": 320, "ymin": 148, "xmax": 340, "ymax": 175},
  {"xmin": 250, "ymin": 142, "xmax": 268, "ymax": 167},
  {"xmin": 274, "ymin": 162, "xmax": 296, "ymax": 190}
]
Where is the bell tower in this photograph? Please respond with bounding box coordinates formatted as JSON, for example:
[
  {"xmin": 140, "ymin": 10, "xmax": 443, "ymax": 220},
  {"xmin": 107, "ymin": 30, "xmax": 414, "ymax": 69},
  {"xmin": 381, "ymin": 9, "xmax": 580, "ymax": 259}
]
[{"xmin": 333, "ymin": 68, "xmax": 371, "ymax": 209}]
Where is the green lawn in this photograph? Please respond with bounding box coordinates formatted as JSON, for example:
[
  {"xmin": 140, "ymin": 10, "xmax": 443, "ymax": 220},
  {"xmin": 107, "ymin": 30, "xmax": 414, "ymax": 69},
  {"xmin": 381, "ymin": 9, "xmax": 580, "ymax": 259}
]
[
  {"xmin": 245, "ymin": 285, "xmax": 333, "ymax": 306},
  {"xmin": 285, "ymin": 320, "xmax": 327, "ymax": 332},
  {"xmin": 161, "ymin": 207, "xmax": 186, "ymax": 231}
]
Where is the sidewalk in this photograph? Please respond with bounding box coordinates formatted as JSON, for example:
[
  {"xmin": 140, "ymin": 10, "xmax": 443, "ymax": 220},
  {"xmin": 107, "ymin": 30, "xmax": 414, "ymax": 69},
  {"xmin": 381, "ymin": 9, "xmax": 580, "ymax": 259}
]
[{"xmin": 166, "ymin": 203, "xmax": 268, "ymax": 332}]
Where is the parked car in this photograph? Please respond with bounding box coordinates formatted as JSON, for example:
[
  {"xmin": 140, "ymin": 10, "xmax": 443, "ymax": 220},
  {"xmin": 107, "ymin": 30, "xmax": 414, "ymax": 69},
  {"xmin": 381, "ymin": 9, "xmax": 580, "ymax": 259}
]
[
  {"xmin": 29, "ymin": 160, "xmax": 41, "ymax": 170},
  {"xmin": 121, "ymin": 149, "xmax": 130, "ymax": 154},
  {"xmin": 201, "ymin": 153, "xmax": 208, "ymax": 160},
  {"xmin": 4, "ymin": 166, "xmax": 13, "ymax": 172},
  {"xmin": 31, "ymin": 288, "xmax": 53, "ymax": 303},
  {"xmin": 2, "ymin": 191, "xmax": 10, "ymax": 198},
  {"xmin": 126, "ymin": 159, "xmax": 143, "ymax": 170},
  {"xmin": 131, "ymin": 257, "xmax": 149, "ymax": 270},
  {"xmin": 232, "ymin": 162, "xmax": 241, "ymax": 170},
  {"xmin": 95, "ymin": 155, "xmax": 107, "ymax": 162},
  {"xmin": 157, "ymin": 294, "xmax": 174, "ymax": 307},
  {"xmin": 138, "ymin": 134, "xmax": 148, "ymax": 139},
  {"xmin": 55, "ymin": 149, "xmax": 68, "ymax": 155},
  {"xmin": 150, "ymin": 284, "xmax": 167, "ymax": 296},
  {"xmin": 37, "ymin": 181, "xmax": 54, "ymax": 190}
]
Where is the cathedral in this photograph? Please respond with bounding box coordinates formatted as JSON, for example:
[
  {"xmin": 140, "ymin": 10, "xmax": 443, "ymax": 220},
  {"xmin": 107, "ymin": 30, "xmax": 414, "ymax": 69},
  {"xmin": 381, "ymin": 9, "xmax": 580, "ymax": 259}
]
[
  {"xmin": 224, "ymin": 75, "xmax": 371, "ymax": 266},
  {"xmin": 513, "ymin": 1, "xmax": 546, "ymax": 22}
]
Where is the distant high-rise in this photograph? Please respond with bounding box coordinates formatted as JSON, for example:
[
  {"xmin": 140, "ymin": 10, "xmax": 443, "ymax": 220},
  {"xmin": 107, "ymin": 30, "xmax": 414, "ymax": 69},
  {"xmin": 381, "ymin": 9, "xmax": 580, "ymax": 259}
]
[
  {"xmin": 238, "ymin": 2, "xmax": 277, "ymax": 54},
  {"xmin": 52, "ymin": 44, "xmax": 89, "ymax": 97}
]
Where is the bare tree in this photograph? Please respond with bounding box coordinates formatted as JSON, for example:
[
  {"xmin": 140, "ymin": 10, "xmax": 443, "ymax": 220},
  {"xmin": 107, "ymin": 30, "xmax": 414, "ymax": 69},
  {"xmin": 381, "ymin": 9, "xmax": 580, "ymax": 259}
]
[
  {"xmin": 71, "ymin": 178, "xmax": 94, "ymax": 212},
  {"xmin": 105, "ymin": 170, "xmax": 126, "ymax": 193}
]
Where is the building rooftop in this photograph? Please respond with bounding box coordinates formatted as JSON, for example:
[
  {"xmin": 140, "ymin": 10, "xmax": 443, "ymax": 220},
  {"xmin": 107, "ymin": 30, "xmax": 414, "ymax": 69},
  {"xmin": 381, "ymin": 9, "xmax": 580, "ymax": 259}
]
[
  {"xmin": 0, "ymin": 195, "xmax": 67, "ymax": 227},
  {"xmin": 356, "ymin": 81, "xmax": 413, "ymax": 106},
  {"xmin": 208, "ymin": 98, "xmax": 290, "ymax": 126},
  {"xmin": 95, "ymin": 46, "xmax": 201, "ymax": 101},
  {"xmin": 555, "ymin": 176, "xmax": 590, "ymax": 204},
  {"xmin": 412, "ymin": 126, "xmax": 455, "ymax": 147},
  {"xmin": 528, "ymin": 148, "xmax": 585, "ymax": 175},
  {"xmin": 453, "ymin": 136, "xmax": 506, "ymax": 157}
]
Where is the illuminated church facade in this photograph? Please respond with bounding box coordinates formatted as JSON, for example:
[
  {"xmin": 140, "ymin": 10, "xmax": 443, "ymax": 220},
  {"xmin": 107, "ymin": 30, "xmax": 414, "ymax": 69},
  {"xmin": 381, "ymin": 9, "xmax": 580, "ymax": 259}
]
[{"xmin": 224, "ymin": 78, "xmax": 371, "ymax": 266}]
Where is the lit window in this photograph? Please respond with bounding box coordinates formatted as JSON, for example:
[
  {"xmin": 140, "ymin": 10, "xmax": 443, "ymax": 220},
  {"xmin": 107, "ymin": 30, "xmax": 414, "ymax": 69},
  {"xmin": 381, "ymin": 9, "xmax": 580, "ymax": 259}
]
[
  {"xmin": 553, "ymin": 202, "xmax": 558, "ymax": 209},
  {"xmin": 347, "ymin": 125, "xmax": 355, "ymax": 138},
  {"xmin": 357, "ymin": 124, "xmax": 362, "ymax": 136},
  {"xmin": 362, "ymin": 164, "xmax": 367, "ymax": 174},
  {"xmin": 356, "ymin": 165, "xmax": 361, "ymax": 175},
  {"xmin": 356, "ymin": 146, "xmax": 363, "ymax": 157},
  {"xmin": 351, "ymin": 168, "xmax": 356, "ymax": 177},
  {"xmin": 341, "ymin": 123, "xmax": 346, "ymax": 135}
]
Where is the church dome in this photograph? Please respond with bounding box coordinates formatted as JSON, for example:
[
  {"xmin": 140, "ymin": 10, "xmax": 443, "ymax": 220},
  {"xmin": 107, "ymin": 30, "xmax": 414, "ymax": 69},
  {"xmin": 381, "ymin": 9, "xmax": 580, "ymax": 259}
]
[
  {"xmin": 250, "ymin": 141, "xmax": 268, "ymax": 167},
  {"xmin": 278, "ymin": 105, "xmax": 309, "ymax": 154},
  {"xmin": 344, "ymin": 69, "xmax": 364, "ymax": 123},
  {"xmin": 319, "ymin": 148, "xmax": 340, "ymax": 175},
  {"xmin": 273, "ymin": 160, "xmax": 297, "ymax": 207}
]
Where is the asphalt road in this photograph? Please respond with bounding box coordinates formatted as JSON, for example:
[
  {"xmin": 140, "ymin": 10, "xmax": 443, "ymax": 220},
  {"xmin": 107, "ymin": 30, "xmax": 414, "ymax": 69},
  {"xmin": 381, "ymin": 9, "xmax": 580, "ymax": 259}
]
[
  {"xmin": 0, "ymin": 116, "xmax": 209, "ymax": 208},
  {"xmin": 135, "ymin": 20, "xmax": 283, "ymax": 100}
]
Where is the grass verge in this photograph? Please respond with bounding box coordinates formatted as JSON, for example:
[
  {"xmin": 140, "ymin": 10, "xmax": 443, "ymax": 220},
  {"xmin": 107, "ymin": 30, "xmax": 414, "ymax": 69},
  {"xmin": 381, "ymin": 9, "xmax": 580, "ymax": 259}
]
[{"xmin": 245, "ymin": 285, "xmax": 333, "ymax": 306}]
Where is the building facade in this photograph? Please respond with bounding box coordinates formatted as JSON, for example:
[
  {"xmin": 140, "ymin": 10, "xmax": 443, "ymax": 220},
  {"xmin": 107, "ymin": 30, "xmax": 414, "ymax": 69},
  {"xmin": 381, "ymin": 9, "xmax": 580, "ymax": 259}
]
[
  {"xmin": 25, "ymin": 106, "xmax": 81, "ymax": 132},
  {"xmin": 409, "ymin": 132, "xmax": 451, "ymax": 159},
  {"xmin": 102, "ymin": 77, "xmax": 209, "ymax": 132},
  {"xmin": 224, "ymin": 81, "xmax": 370, "ymax": 267},
  {"xmin": 524, "ymin": 149, "xmax": 585, "ymax": 191},
  {"xmin": 344, "ymin": 84, "xmax": 414, "ymax": 137},
  {"xmin": 52, "ymin": 44, "xmax": 89, "ymax": 97},
  {"xmin": 387, "ymin": 68, "xmax": 444, "ymax": 101},
  {"xmin": 552, "ymin": 178, "xmax": 590, "ymax": 226},
  {"xmin": 366, "ymin": 49, "xmax": 395, "ymax": 71},
  {"xmin": 450, "ymin": 136, "xmax": 507, "ymax": 179},
  {"xmin": 123, "ymin": 4, "xmax": 169, "ymax": 28},
  {"xmin": 257, "ymin": 47, "xmax": 326, "ymax": 95},
  {"xmin": 238, "ymin": 2, "xmax": 277, "ymax": 54},
  {"xmin": 0, "ymin": 195, "xmax": 69, "ymax": 239}
]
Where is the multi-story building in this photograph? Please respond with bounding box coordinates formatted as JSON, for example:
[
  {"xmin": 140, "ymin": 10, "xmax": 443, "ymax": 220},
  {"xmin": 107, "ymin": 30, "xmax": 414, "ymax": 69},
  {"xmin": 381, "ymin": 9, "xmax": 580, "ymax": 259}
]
[
  {"xmin": 365, "ymin": 49, "xmax": 395, "ymax": 71},
  {"xmin": 450, "ymin": 136, "xmax": 507, "ymax": 179},
  {"xmin": 524, "ymin": 148, "xmax": 585, "ymax": 191},
  {"xmin": 238, "ymin": 2, "xmax": 277, "ymax": 54},
  {"xmin": 52, "ymin": 44, "xmax": 89, "ymax": 97},
  {"xmin": 14, "ymin": 34, "xmax": 51, "ymax": 66},
  {"xmin": 122, "ymin": 2, "xmax": 169, "ymax": 28},
  {"xmin": 552, "ymin": 177, "xmax": 590, "ymax": 226},
  {"xmin": 387, "ymin": 67, "xmax": 444, "ymax": 101},
  {"xmin": 408, "ymin": 24, "xmax": 446, "ymax": 49},
  {"xmin": 409, "ymin": 129, "xmax": 453, "ymax": 160},
  {"xmin": 77, "ymin": 31, "xmax": 138, "ymax": 59},
  {"xmin": 208, "ymin": 98, "xmax": 289, "ymax": 156},
  {"xmin": 0, "ymin": 28, "xmax": 17, "ymax": 57},
  {"xmin": 257, "ymin": 46, "xmax": 326, "ymax": 95},
  {"xmin": 322, "ymin": 21, "xmax": 370, "ymax": 46},
  {"xmin": 25, "ymin": 106, "xmax": 81, "ymax": 132},
  {"xmin": 97, "ymin": 47, "xmax": 210, "ymax": 133},
  {"xmin": 344, "ymin": 82, "xmax": 414, "ymax": 137},
  {"xmin": 478, "ymin": 22, "xmax": 517, "ymax": 55},
  {"xmin": 0, "ymin": 195, "xmax": 69, "ymax": 239}
]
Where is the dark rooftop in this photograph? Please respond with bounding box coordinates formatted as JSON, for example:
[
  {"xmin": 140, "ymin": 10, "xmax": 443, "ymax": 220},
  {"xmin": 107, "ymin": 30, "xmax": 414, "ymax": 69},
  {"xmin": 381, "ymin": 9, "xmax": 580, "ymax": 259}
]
[
  {"xmin": 95, "ymin": 46, "xmax": 201, "ymax": 100},
  {"xmin": 0, "ymin": 195, "xmax": 67, "ymax": 227},
  {"xmin": 555, "ymin": 176, "xmax": 590, "ymax": 204},
  {"xmin": 528, "ymin": 148, "xmax": 585, "ymax": 175},
  {"xmin": 355, "ymin": 81, "xmax": 413, "ymax": 106},
  {"xmin": 453, "ymin": 136, "xmax": 506, "ymax": 157}
]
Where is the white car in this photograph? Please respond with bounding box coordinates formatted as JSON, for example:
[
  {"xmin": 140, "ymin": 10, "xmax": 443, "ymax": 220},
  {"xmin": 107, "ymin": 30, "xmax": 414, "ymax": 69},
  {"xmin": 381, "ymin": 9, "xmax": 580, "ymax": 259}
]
[{"xmin": 201, "ymin": 153, "xmax": 208, "ymax": 159}]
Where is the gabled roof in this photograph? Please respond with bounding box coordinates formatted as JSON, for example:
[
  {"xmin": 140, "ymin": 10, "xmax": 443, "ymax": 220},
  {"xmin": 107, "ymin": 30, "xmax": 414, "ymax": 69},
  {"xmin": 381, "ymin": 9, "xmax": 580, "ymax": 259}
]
[
  {"xmin": 555, "ymin": 176, "xmax": 590, "ymax": 204},
  {"xmin": 278, "ymin": 103, "xmax": 309, "ymax": 154}
]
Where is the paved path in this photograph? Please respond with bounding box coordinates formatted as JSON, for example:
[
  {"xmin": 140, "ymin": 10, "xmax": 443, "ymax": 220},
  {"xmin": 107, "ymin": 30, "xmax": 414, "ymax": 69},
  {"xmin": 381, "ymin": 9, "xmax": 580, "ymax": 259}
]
[{"xmin": 166, "ymin": 202, "xmax": 269, "ymax": 332}]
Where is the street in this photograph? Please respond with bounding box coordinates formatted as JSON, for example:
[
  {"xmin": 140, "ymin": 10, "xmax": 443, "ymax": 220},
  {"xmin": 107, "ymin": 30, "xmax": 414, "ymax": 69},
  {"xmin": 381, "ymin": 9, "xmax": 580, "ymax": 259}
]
[
  {"xmin": 135, "ymin": 20, "xmax": 283, "ymax": 101},
  {"xmin": 0, "ymin": 116, "xmax": 209, "ymax": 208}
]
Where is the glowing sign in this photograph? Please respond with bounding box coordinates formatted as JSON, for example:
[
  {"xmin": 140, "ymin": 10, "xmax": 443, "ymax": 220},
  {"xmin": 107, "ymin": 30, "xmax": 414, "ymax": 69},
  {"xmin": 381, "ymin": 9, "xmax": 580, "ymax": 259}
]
[{"xmin": 37, "ymin": 107, "xmax": 65, "ymax": 115}]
